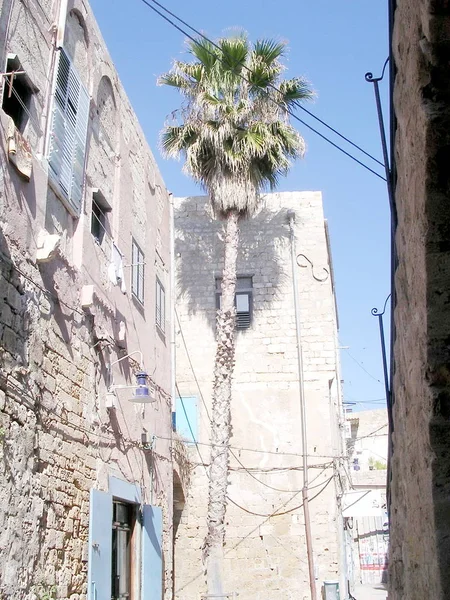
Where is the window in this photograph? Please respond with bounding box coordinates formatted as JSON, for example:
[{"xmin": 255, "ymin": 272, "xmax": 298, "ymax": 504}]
[
  {"xmin": 112, "ymin": 501, "xmax": 134, "ymax": 600},
  {"xmin": 47, "ymin": 48, "xmax": 89, "ymax": 216},
  {"xmin": 1, "ymin": 55, "xmax": 35, "ymax": 132},
  {"xmin": 156, "ymin": 278, "xmax": 165, "ymax": 332},
  {"xmin": 131, "ymin": 240, "xmax": 144, "ymax": 304},
  {"xmin": 173, "ymin": 396, "xmax": 197, "ymax": 443},
  {"xmin": 216, "ymin": 275, "xmax": 253, "ymax": 329},
  {"xmin": 91, "ymin": 189, "xmax": 111, "ymax": 244}
]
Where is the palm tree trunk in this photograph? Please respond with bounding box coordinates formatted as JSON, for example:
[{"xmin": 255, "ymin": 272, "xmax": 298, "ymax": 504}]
[{"xmin": 203, "ymin": 209, "xmax": 240, "ymax": 596}]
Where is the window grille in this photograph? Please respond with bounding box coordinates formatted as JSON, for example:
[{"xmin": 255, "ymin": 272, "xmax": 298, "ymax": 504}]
[
  {"xmin": 156, "ymin": 278, "xmax": 165, "ymax": 332},
  {"xmin": 131, "ymin": 240, "xmax": 144, "ymax": 304}
]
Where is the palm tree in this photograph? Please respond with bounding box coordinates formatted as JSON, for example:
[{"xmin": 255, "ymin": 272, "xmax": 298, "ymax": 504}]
[{"xmin": 159, "ymin": 34, "xmax": 312, "ymax": 594}]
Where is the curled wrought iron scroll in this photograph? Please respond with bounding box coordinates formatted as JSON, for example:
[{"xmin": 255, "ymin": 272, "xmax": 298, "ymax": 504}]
[
  {"xmin": 371, "ymin": 293, "xmax": 391, "ymax": 317},
  {"xmin": 296, "ymin": 253, "xmax": 329, "ymax": 282}
]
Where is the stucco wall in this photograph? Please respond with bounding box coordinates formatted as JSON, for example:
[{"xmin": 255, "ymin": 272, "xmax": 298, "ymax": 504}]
[
  {"xmin": 174, "ymin": 192, "xmax": 346, "ymax": 600},
  {"xmin": 391, "ymin": 0, "xmax": 450, "ymax": 598},
  {"xmin": 0, "ymin": 1, "xmax": 174, "ymax": 598}
]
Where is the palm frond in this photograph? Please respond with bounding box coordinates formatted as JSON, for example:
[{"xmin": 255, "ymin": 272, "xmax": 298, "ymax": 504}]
[
  {"xmin": 252, "ymin": 39, "xmax": 286, "ymax": 66},
  {"xmin": 188, "ymin": 38, "xmax": 218, "ymax": 70},
  {"xmin": 278, "ymin": 77, "xmax": 315, "ymax": 106},
  {"xmin": 219, "ymin": 36, "xmax": 249, "ymax": 73}
]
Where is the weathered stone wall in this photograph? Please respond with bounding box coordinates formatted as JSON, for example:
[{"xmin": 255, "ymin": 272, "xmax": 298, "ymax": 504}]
[
  {"xmin": 0, "ymin": 1, "xmax": 174, "ymax": 598},
  {"xmin": 174, "ymin": 192, "xmax": 346, "ymax": 600},
  {"xmin": 391, "ymin": 1, "xmax": 450, "ymax": 598}
]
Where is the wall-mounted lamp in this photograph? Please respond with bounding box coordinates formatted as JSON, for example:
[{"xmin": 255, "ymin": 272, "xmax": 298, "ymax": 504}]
[
  {"xmin": 106, "ymin": 351, "xmax": 156, "ymax": 406},
  {"xmin": 129, "ymin": 371, "xmax": 155, "ymax": 404}
]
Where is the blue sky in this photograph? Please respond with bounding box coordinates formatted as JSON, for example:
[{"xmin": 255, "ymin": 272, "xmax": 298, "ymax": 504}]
[{"xmin": 90, "ymin": 0, "xmax": 391, "ymax": 413}]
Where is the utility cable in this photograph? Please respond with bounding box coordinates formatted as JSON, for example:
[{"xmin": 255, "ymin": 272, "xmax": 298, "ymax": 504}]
[
  {"xmin": 146, "ymin": 0, "xmax": 384, "ymax": 168},
  {"xmin": 159, "ymin": 430, "xmax": 341, "ymax": 460},
  {"xmin": 1, "ymin": 253, "xmax": 87, "ymax": 316},
  {"xmin": 230, "ymin": 445, "xmax": 333, "ymax": 493},
  {"xmin": 175, "ymin": 311, "xmax": 341, "ymax": 459},
  {"xmin": 139, "ymin": 0, "xmax": 385, "ymax": 168},
  {"xmin": 227, "ymin": 473, "xmax": 334, "ymax": 517},
  {"xmin": 136, "ymin": 0, "xmax": 386, "ymax": 181},
  {"xmin": 176, "ymin": 382, "xmax": 209, "ymax": 476},
  {"xmin": 175, "ymin": 380, "xmax": 335, "ymax": 505},
  {"xmin": 352, "ymin": 423, "xmax": 387, "ymax": 441},
  {"xmin": 341, "ymin": 346, "xmax": 383, "ymax": 384}
]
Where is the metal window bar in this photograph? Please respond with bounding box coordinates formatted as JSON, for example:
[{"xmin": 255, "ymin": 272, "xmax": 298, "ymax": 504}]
[
  {"xmin": 3, "ymin": 79, "xmax": 42, "ymax": 134},
  {"xmin": 0, "ymin": 70, "xmax": 26, "ymax": 77},
  {"xmin": 131, "ymin": 241, "xmax": 144, "ymax": 303},
  {"xmin": 156, "ymin": 279, "xmax": 165, "ymax": 331},
  {"xmin": 91, "ymin": 197, "xmax": 108, "ymax": 243}
]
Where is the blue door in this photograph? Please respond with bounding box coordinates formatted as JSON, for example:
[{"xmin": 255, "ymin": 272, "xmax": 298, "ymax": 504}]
[
  {"xmin": 88, "ymin": 489, "xmax": 113, "ymax": 600},
  {"xmin": 142, "ymin": 505, "xmax": 163, "ymax": 600}
]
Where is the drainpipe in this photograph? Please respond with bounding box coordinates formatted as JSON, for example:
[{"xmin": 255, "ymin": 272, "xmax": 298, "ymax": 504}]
[
  {"xmin": 56, "ymin": 0, "xmax": 68, "ymax": 48},
  {"xmin": 0, "ymin": 0, "xmax": 14, "ymax": 74},
  {"xmin": 169, "ymin": 192, "xmax": 176, "ymax": 413},
  {"xmin": 287, "ymin": 210, "xmax": 317, "ymax": 600}
]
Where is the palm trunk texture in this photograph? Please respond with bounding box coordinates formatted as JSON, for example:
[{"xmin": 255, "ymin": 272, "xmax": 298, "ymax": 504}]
[{"xmin": 203, "ymin": 210, "xmax": 240, "ymax": 596}]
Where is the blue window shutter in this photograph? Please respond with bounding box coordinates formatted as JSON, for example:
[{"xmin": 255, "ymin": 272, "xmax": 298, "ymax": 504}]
[
  {"xmin": 48, "ymin": 48, "xmax": 89, "ymax": 216},
  {"xmin": 88, "ymin": 489, "xmax": 113, "ymax": 600},
  {"xmin": 142, "ymin": 505, "xmax": 163, "ymax": 600},
  {"xmin": 176, "ymin": 396, "xmax": 197, "ymax": 443}
]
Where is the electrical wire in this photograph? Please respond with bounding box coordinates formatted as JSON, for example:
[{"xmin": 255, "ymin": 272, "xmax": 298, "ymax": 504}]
[
  {"xmin": 175, "ymin": 312, "xmax": 340, "ymax": 459},
  {"xmin": 175, "ymin": 308, "xmax": 211, "ymax": 421},
  {"xmin": 227, "ymin": 473, "xmax": 334, "ymax": 517},
  {"xmin": 175, "ymin": 378, "xmax": 336, "ymax": 509},
  {"xmin": 159, "ymin": 432, "xmax": 340, "ymax": 460},
  {"xmin": 142, "ymin": 0, "xmax": 385, "ymax": 170},
  {"xmin": 230, "ymin": 445, "xmax": 333, "ymax": 493},
  {"xmin": 176, "ymin": 381, "xmax": 209, "ymax": 475},
  {"xmin": 0, "ymin": 253, "xmax": 87, "ymax": 316},
  {"xmin": 341, "ymin": 346, "xmax": 383, "ymax": 384},
  {"xmin": 352, "ymin": 423, "xmax": 388, "ymax": 441},
  {"xmin": 4, "ymin": 77, "xmax": 44, "ymax": 134},
  {"xmin": 136, "ymin": 0, "xmax": 386, "ymax": 181}
]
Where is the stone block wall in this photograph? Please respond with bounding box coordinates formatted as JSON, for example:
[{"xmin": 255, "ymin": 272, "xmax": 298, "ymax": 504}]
[
  {"xmin": 174, "ymin": 192, "xmax": 347, "ymax": 600},
  {"xmin": 391, "ymin": 1, "xmax": 450, "ymax": 598},
  {"xmin": 0, "ymin": 1, "xmax": 174, "ymax": 598}
]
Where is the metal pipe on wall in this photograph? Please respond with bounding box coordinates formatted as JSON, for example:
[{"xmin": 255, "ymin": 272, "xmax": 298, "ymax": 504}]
[{"xmin": 288, "ymin": 210, "xmax": 317, "ymax": 600}]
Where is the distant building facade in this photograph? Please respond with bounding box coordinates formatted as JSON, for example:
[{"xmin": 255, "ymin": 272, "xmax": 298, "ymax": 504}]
[
  {"xmin": 0, "ymin": 1, "xmax": 179, "ymax": 599},
  {"xmin": 173, "ymin": 192, "xmax": 348, "ymax": 600},
  {"xmin": 345, "ymin": 409, "xmax": 389, "ymax": 588}
]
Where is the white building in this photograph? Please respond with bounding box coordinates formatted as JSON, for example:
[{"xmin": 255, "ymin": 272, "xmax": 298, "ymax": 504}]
[{"xmin": 173, "ymin": 192, "xmax": 348, "ymax": 600}]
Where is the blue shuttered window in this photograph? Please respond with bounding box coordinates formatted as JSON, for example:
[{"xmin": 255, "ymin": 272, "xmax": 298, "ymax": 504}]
[
  {"xmin": 142, "ymin": 505, "xmax": 163, "ymax": 600},
  {"xmin": 175, "ymin": 396, "xmax": 198, "ymax": 443},
  {"xmin": 48, "ymin": 48, "xmax": 89, "ymax": 216},
  {"xmin": 88, "ymin": 489, "xmax": 113, "ymax": 600}
]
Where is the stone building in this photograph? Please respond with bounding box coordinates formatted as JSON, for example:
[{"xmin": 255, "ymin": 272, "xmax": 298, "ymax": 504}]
[
  {"xmin": 173, "ymin": 192, "xmax": 348, "ymax": 600},
  {"xmin": 390, "ymin": 0, "xmax": 450, "ymax": 598},
  {"xmin": 0, "ymin": 1, "xmax": 181, "ymax": 599}
]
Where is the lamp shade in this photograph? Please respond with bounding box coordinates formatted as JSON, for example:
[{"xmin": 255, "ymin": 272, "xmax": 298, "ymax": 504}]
[{"xmin": 128, "ymin": 371, "xmax": 155, "ymax": 403}]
